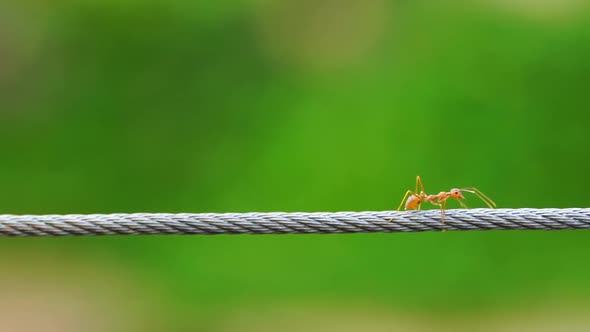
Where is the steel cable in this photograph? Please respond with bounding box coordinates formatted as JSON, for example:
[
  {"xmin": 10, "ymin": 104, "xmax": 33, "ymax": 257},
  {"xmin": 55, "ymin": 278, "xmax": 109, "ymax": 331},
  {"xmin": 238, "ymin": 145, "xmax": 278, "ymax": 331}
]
[{"xmin": 0, "ymin": 208, "xmax": 588, "ymax": 237}]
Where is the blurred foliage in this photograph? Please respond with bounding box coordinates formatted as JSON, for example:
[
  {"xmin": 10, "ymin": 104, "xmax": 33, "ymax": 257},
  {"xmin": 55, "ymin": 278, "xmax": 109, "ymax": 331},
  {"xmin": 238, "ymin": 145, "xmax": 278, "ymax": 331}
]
[{"xmin": 1, "ymin": 0, "xmax": 590, "ymax": 330}]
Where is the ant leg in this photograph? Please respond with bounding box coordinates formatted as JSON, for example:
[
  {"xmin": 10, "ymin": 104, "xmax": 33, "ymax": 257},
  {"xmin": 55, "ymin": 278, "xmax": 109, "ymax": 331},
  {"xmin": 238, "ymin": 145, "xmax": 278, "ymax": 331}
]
[
  {"xmin": 397, "ymin": 190, "xmax": 414, "ymax": 211},
  {"xmin": 416, "ymin": 176, "xmax": 425, "ymax": 194},
  {"xmin": 389, "ymin": 190, "xmax": 413, "ymax": 222},
  {"xmin": 428, "ymin": 200, "xmax": 441, "ymax": 208},
  {"xmin": 423, "ymin": 199, "xmax": 442, "ymax": 211},
  {"xmin": 441, "ymin": 199, "xmax": 447, "ymax": 232},
  {"xmin": 415, "ymin": 176, "xmax": 426, "ymax": 211},
  {"xmin": 439, "ymin": 199, "xmax": 447, "ymax": 222},
  {"xmin": 440, "ymin": 200, "xmax": 448, "ymax": 232}
]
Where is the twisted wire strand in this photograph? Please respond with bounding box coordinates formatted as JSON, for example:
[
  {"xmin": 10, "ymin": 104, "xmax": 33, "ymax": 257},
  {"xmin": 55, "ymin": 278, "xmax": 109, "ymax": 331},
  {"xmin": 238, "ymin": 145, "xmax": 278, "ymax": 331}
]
[{"xmin": 0, "ymin": 208, "xmax": 588, "ymax": 237}]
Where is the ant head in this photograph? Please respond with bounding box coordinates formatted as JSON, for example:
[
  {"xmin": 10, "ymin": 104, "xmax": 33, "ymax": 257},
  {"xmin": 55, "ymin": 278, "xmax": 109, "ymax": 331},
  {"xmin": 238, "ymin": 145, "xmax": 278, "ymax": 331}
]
[{"xmin": 449, "ymin": 188, "xmax": 464, "ymax": 199}]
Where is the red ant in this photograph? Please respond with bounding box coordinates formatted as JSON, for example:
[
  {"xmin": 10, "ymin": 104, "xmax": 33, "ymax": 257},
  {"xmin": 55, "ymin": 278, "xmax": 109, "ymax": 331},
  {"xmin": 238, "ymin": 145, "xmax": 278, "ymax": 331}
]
[{"xmin": 391, "ymin": 176, "xmax": 496, "ymax": 222}]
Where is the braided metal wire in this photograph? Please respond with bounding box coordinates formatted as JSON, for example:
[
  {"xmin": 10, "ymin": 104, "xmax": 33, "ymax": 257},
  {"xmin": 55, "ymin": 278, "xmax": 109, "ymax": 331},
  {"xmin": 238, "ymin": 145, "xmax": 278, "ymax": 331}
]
[{"xmin": 0, "ymin": 208, "xmax": 588, "ymax": 237}]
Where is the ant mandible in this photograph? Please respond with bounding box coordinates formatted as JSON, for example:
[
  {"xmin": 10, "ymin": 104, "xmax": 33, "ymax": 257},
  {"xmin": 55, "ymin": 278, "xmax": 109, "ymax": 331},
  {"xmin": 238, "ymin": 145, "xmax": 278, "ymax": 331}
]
[{"xmin": 391, "ymin": 176, "xmax": 496, "ymax": 222}]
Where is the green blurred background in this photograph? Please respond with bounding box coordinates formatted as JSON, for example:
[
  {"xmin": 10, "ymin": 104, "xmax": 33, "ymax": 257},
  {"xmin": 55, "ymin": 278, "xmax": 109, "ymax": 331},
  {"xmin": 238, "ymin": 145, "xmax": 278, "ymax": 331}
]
[{"xmin": 1, "ymin": 0, "xmax": 590, "ymax": 331}]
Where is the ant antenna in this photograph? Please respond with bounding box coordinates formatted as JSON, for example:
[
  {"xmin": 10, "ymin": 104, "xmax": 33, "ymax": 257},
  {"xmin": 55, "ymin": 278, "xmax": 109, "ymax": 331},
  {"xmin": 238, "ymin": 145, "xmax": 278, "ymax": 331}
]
[{"xmin": 460, "ymin": 187, "xmax": 496, "ymax": 208}]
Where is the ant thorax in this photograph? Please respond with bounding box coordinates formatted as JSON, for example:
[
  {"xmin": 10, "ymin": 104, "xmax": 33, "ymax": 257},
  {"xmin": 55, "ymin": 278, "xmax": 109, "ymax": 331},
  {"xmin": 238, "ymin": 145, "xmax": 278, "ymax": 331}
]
[{"xmin": 425, "ymin": 194, "xmax": 439, "ymax": 202}]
